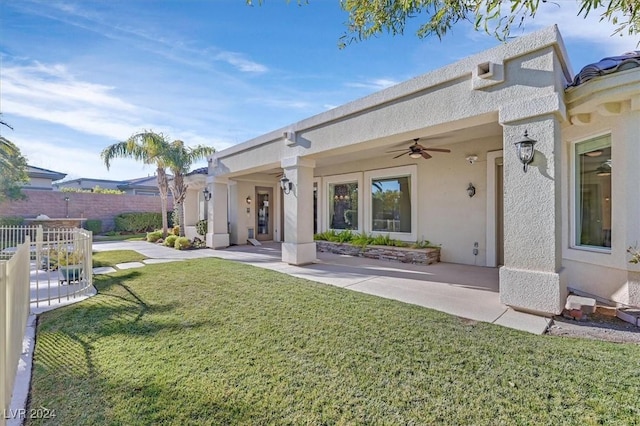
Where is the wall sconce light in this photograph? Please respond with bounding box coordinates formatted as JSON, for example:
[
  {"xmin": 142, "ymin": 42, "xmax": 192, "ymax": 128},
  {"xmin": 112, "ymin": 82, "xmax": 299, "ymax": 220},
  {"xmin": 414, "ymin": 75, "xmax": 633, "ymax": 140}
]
[
  {"xmin": 64, "ymin": 196, "xmax": 70, "ymax": 218},
  {"xmin": 514, "ymin": 130, "xmax": 537, "ymax": 172},
  {"xmin": 280, "ymin": 175, "xmax": 293, "ymax": 194},
  {"xmin": 203, "ymin": 188, "xmax": 212, "ymax": 201},
  {"xmin": 465, "ymin": 155, "xmax": 478, "ymax": 164},
  {"xmin": 467, "ymin": 183, "xmax": 476, "ymax": 198},
  {"xmin": 246, "ymin": 196, "xmax": 252, "ymax": 204}
]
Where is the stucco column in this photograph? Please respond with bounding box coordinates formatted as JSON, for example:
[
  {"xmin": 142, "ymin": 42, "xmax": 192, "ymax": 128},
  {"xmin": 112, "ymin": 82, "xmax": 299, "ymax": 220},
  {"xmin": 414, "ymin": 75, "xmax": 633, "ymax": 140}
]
[
  {"xmin": 499, "ymin": 105, "xmax": 567, "ymax": 314},
  {"xmin": 622, "ymin": 105, "xmax": 640, "ymax": 305},
  {"xmin": 281, "ymin": 157, "xmax": 316, "ymax": 265},
  {"xmin": 205, "ymin": 175, "xmax": 229, "ymax": 249}
]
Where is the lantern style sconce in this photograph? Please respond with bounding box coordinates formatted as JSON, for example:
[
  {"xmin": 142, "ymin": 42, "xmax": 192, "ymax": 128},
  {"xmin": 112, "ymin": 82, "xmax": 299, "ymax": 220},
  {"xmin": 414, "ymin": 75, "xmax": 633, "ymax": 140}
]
[
  {"xmin": 246, "ymin": 196, "xmax": 252, "ymax": 204},
  {"xmin": 467, "ymin": 183, "xmax": 476, "ymax": 198},
  {"xmin": 514, "ymin": 130, "xmax": 537, "ymax": 172},
  {"xmin": 280, "ymin": 175, "xmax": 293, "ymax": 194},
  {"xmin": 203, "ymin": 188, "xmax": 212, "ymax": 201}
]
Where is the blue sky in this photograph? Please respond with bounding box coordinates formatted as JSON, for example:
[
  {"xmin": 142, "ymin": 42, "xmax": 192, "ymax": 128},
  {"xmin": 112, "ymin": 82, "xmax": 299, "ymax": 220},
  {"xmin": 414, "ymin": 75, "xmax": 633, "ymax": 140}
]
[{"xmin": 1, "ymin": 0, "xmax": 637, "ymax": 181}]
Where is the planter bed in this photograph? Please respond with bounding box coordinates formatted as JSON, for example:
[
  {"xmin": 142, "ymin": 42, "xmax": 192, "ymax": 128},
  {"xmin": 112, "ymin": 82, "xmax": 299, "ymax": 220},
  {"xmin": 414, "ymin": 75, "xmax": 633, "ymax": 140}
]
[{"xmin": 316, "ymin": 241, "xmax": 440, "ymax": 265}]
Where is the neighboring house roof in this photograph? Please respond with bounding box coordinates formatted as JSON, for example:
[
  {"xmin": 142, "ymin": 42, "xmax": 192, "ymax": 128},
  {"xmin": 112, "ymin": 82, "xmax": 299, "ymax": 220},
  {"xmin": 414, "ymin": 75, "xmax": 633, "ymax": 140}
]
[
  {"xmin": 117, "ymin": 176, "xmax": 162, "ymax": 191},
  {"xmin": 186, "ymin": 167, "xmax": 208, "ymax": 176},
  {"xmin": 568, "ymin": 51, "xmax": 640, "ymax": 87},
  {"xmin": 27, "ymin": 165, "xmax": 67, "ymax": 182}
]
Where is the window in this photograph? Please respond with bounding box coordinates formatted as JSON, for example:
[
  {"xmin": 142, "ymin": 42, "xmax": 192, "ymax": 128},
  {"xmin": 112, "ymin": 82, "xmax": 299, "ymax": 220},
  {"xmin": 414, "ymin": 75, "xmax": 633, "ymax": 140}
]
[
  {"xmin": 371, "ymin": 176, "xmax": 411, "ymax": 233},
  {"xmin": 575, "ymin": 135, "xmax": 612, "ymax": 249},
  {"xmin": 329, "ymin": 182, "xmax": 358, "ymax": 230},
  {"xmin": 364, "ymin": 165, "xmax": 417, "ymax": 240}
]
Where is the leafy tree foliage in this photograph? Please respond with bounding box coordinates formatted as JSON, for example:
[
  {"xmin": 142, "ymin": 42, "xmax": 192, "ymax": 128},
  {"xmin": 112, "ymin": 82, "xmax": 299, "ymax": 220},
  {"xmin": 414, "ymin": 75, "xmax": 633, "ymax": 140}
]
[
  {"xmin": 247, "ymin": 1, "xmax": 639, "ymax": 47},
  {"xmin": 0, "ymin": 119, "xmax": 28, "ymax": 203},
  {"xmin": 339, "ymin": 0, "xmax": 639, "ymax": 46}
]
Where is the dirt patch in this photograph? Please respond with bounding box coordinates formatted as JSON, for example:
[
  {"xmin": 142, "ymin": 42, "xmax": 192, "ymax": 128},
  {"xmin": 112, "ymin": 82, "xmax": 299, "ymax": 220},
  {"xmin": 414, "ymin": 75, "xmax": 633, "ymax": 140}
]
[{"xmin": 546, "ymin": 312, "xmax": 640, "ymax": 344}]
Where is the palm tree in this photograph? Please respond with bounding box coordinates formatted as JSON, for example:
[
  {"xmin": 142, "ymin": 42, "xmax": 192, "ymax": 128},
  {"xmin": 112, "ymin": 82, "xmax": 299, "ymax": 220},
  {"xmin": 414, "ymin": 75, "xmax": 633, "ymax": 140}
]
[
  {"xmin": 101, "ymin": 131, "xmax": 172, "ymax": 238},
  {"xmin": 165, "ymin": 140, "xmax": 214, "ymax": 237}
]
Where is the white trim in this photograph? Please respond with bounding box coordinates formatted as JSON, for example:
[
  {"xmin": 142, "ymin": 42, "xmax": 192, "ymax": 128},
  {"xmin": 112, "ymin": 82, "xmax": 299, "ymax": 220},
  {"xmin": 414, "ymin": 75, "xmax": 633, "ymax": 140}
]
[
  {"xmin": 486, "ymin": 150, "xmax": 503, "ymax": 267},
  {"xmin": 569, "ymin": 132, "xmax": 613, "ymax": 253},
  {"xmin": 313, "ymin": 177, "xmax": 322, "ymax": 234},
  {"xmin": 323, "ymin": 173, "xmax": 363, "ymax": 232},
  {"xmin": 363, "ymin": 165, "xmax": 418, "ymax": 241}
]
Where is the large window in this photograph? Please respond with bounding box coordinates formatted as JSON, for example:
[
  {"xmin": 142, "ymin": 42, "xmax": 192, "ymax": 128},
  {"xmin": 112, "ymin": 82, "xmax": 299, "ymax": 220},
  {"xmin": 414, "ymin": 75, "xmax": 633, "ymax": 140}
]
[
  {"xmin": 575, "ymin": 135, "xmax": 612, "ymax": 249},
  {"xmin": 329, "ymin": 182, "xmax": 358, "ymax": 230},
  {"xmin": 371, "ymin": 176, "xmax": 411, "ymax": 233}
]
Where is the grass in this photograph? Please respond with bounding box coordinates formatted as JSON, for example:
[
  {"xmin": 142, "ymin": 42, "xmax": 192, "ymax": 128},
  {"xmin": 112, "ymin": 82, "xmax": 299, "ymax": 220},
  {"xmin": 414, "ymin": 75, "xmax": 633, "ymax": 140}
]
[
  {"xmin": 92, "ymin": 250, "xmax": 147, "ymax": 268},
  {"xmin": 93, "ymin": 233, "xmax": 147, "ymax": 242},
  {"xmin": 27, "ymin": 255, "xmax": 640, "ymax": 425}
]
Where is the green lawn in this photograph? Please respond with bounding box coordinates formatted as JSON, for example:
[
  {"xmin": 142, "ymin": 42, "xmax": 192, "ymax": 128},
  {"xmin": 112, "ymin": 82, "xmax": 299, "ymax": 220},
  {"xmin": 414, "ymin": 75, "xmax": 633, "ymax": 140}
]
[{"xmin": 28, "ymin": 255, "xmax": 640, "ymax": 425}]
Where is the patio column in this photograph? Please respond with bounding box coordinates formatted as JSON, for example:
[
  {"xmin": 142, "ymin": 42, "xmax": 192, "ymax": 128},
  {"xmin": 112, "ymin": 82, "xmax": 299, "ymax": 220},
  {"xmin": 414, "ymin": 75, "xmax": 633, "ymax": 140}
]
[
  {"xmin": 281, "ymin": 157, "xmax": 316, "ymax": 265},
  {"xmin": 205, "ymin": 175, "xmax": 229, "ymax": 249},
  {"xmin": 621, "ymin": 104, "xmax": 640, "ymax": 305},
  {"xmin": 499, "ymin": 96, "xmax": 567, "ymax": 315}
]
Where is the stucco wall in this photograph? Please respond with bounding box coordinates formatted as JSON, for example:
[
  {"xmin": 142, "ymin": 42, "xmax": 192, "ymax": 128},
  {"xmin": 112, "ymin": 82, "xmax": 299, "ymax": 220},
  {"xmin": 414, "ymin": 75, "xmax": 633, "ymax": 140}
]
[
  {"xmin": 0, "ymin": 191, "xmax": 172, "ymax": 232},
  {"xmin": 313, "ymin": 136, "xmax": 501, "ymax": 265}
]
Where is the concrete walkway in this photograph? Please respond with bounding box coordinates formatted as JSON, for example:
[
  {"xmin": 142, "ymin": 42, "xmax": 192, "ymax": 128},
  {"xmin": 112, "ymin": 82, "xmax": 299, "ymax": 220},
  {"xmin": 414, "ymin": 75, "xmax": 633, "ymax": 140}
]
[{"xmin": 93, "ymin": 240, "xmax": 551, "ymax": 334}]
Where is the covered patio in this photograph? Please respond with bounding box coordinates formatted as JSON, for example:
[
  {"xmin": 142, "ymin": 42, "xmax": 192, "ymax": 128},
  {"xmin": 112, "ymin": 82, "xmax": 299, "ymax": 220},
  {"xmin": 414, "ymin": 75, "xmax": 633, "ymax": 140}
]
[{"xmin": 209, "ymin": 242, "xmax": 550, "ymax": 334}]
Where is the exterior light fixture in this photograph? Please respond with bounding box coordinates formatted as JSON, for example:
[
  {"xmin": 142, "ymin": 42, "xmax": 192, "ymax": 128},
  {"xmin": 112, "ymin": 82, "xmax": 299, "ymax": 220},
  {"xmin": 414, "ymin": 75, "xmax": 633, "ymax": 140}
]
[
  {"xmin": 64, "ymin": 196, "xmax": 70, "ymax": 218},
  {"xmin": 465, "ymin": 155, "xmax": 478, "ymax": 164},
  {"xmin": 246, "ymin": 196, "xmax": 252, "ymax": 204},
  {"xmin": 280, "ymin": 175, "xmax": 293, "ymax": 194},
  {"xmin": 467, "ymin": 183, "xmax": 476, "ymax": 198},
  {"xmin": 514, "ymin": 130, "xmax": 537, "ymax": 172},
  {"xmin": 203, "ymin": 188, "xmax": 212, "ymax": 201}
]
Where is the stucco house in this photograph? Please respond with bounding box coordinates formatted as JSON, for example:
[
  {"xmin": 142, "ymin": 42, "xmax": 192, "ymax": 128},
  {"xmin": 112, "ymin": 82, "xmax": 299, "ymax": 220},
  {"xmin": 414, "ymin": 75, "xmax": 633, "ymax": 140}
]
[
  {"xmin": 203, "ymin": 26, "xmax": 640, "ymax": 316},
  {"xmin": 55, "ymin": 175, "xmax": 166, "ymax": 196},
  {"xmin": 24, "ymin": 165, "xmax": 67, "ymax": 190}
]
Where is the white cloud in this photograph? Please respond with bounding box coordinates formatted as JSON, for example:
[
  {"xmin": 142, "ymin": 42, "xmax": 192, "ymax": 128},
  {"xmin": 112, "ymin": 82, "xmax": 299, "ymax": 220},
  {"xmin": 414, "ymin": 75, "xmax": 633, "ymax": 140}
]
[
  {"xmin": 3, "ymin": 62, "xmax": 145, "ymax": 139},
  {"xmin": 214, "ymin": 51, "xmax": 268, "ymax": 73},
  {"xmin": 345, "ymin": 78, "xmax": 399, "ymax": 91}
]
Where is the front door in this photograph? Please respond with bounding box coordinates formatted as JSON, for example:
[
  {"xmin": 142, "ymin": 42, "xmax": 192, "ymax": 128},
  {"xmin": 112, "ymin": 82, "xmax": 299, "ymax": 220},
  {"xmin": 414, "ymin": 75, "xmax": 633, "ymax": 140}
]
[{"xmin": 256, "ymin": 187, "xmax": 273, "ymax": 241}]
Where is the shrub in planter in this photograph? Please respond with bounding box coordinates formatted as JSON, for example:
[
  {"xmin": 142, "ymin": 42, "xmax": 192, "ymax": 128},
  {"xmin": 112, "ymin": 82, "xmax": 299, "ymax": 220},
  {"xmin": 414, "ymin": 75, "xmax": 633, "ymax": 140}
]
[
  {"xmin": 164, "ymin": 235, "xmax": 178, "ymax": 247},
  {"xmin": 174, "ymin": 237, "xmax": 191, "ymax": 250},
  {"xmin": 195, "ymin": 219, "xmax": 208, "ymax": 236},
  {"xmin": 147, "ymin": 230, "xmax": 163, "ymax": 243}
]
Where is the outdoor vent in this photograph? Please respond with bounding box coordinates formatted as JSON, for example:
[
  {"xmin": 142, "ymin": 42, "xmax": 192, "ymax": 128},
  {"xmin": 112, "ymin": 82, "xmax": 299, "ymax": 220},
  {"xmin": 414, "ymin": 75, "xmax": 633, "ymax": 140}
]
[
  {"xmin": 284, "ymin": 131, "xmax": 296, "ymax": 146},
  {"xmin": 477, "ymin": 62, "xmax": 494, "ymax": 79}
]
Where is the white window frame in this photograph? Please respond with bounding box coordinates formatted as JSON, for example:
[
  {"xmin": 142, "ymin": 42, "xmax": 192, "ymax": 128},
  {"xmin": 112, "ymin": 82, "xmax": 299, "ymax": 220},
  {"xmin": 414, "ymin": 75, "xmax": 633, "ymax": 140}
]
[
  {"xmin": 323, "ymin": 173, "xmax": 363, "ymax": 233},
  {"xmin": 570, "ymin": 132, "xmax": 612, "ymax": 254},
  {"xmin": 364, "ymin": 165, "xmax": 417, "ymax": 241}
]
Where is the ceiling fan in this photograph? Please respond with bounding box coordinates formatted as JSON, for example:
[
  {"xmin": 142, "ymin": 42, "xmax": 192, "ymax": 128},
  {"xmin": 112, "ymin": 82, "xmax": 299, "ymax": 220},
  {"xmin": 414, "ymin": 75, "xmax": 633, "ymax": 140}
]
[{"xmin": 387, "ymin": 138, "xmax": 451, "ymax": 160}]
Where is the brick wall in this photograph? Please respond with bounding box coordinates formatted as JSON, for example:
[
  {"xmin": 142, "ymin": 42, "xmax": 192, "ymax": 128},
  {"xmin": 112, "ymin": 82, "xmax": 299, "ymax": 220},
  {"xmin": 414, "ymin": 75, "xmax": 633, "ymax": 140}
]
[{"xmin": 0, "ymin": 190, "xmax": 174, "ymax": 232}]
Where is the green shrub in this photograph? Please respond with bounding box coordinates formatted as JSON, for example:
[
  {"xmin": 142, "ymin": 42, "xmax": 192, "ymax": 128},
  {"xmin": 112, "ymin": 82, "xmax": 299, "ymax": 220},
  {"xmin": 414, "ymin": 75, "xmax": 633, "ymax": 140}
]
[
  {"xmin": 114, "ymin": 212, "xmax": 163, "ymax": 233},
  {"xmin": 172, "ymin": 226, "xmax": 180, "ymax": 236},
  {"xmin": 195, "ymin": 219, "xmax": 208, "ymax": 236},
  {"xmin": 336, "ymin": 230, "xmax": 353, "ymax": 243},
  {"xmin": 146, "ymin": 230, "xmax": 163, "ymax": 243},
  {"xmin": 164, "ymin": 235, "xmax": 178, "ymax": 247},
  {"xmin": 351, "ymin": 232, "xmax": 372, "ymax": 248},
  {"xmin": 371, "ymin": 234, "xmax": 391, "ymax": 246},
  {"xmin": 84, "ymin": 219, "xmax": 102, "ymax": 234},
  {"xmin": 174, "ymin": 237, "xmax": 191, "ymax": 250},
  {"xmin": 0, "ymin": 216, "xmax": 24, "ymax": 226}
]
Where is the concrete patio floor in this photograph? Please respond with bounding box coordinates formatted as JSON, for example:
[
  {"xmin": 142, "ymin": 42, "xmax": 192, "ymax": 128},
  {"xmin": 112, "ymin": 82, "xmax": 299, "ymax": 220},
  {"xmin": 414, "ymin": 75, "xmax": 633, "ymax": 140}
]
[{"xmin": 94, "ymin": 240, "xmax": 551, "ymax": 334}]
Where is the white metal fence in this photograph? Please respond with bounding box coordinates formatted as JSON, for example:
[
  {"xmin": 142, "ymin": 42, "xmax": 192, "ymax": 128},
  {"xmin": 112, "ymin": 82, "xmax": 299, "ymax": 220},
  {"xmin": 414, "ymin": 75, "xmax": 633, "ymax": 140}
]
[
  {"xmin": 1, "ymin": 226, "xmax": 93, "ymax": 425},
  {"xmin": 1, "ymin": 238, "xmax": 31, "ymax": 426},
  {"xmin": 0, "ymin": 226, "xmax": 93, "ymax": 310}
]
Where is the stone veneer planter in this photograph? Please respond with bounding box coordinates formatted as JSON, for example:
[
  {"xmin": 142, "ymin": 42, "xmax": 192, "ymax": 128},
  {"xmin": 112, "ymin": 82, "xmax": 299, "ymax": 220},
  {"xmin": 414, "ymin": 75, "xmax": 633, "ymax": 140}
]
[{"xmin": 316, "ymin": 241, "xmax": 440, "ymax": 265}]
